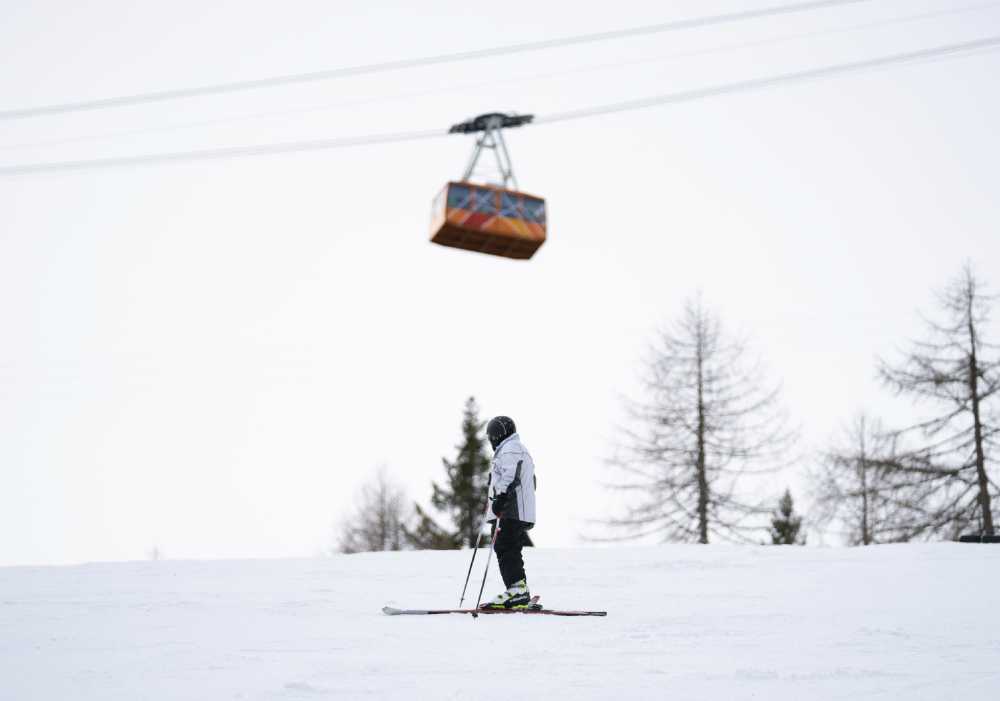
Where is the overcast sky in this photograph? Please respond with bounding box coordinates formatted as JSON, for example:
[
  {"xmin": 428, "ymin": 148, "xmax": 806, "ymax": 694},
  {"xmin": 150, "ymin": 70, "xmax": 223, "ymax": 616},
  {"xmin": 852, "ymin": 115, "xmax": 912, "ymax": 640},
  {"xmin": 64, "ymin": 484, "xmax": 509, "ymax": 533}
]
[{"xmin": 2, "ymin": 0, "xmax": 999, "ymax": 566}]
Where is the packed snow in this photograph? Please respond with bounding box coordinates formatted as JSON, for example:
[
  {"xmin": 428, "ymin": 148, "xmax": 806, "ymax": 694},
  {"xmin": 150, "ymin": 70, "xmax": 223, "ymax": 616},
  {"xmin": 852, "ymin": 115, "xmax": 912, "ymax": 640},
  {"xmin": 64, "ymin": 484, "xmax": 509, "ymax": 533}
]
[{"xmin": 2, "ymin": 544, "xmax": 998, "ymax": 700}]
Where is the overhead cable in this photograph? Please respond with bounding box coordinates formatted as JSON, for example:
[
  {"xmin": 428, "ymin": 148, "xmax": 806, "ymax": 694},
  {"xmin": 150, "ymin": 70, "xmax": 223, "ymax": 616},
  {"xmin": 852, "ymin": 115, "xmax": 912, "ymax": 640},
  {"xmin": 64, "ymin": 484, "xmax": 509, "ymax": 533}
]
[
  {"xmin": 2, "ymin": 35, "xmax": 997, "ymax": 176},
  {"xmin": 535, "ymin": 35, "xmax": 1000, "ymax": 124},
  {"xmin": 0, "ymin": 129, "xmax": 447, "ymax": 175},
  {"xmin": 0, "ymin": 0, "xmax": 871, "ymax": 120},
  {"xmin": 5, "ymin": 1, "xmax": 996, "ymax": 153}
]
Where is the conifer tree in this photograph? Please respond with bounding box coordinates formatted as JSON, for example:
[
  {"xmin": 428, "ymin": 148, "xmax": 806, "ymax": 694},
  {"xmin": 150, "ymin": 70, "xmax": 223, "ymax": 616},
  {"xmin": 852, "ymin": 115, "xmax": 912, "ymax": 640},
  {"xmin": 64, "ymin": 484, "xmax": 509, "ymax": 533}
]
[
  {"xmin": 405, "ymin": 397, "xmax": 492, "ymax": 549},
  {"xmin": 406, "ymin": 506, "xmax": 462, "ymax": 550},
  {"xmin": 607, "ymin": 296, "xmax": 796, "ymax": 543},
  {"xmin": 770, "ymin": 488, "xmax": 805, "ymax": 545},
  {"xmin": 812, "ymin": 414, "xmax": 931, "ymax": 545},
  {"xmin": 878, "ymin": 265, "xmax": 999, "ymax": 538}
]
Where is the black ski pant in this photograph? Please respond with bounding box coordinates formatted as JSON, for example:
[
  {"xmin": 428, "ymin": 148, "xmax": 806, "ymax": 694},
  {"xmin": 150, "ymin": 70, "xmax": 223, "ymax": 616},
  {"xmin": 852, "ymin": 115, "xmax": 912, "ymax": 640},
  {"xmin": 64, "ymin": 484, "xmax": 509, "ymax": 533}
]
[{"xmin": 494, "ymin": 519, "xmax": 532, "ymax": 589}]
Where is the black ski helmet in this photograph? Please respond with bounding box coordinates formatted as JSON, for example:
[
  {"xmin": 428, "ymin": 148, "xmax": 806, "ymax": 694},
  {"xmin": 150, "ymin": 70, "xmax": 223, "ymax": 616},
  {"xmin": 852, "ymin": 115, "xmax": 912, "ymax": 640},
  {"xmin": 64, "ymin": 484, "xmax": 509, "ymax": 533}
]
[{"xmin": 486, "ymin": 416, "xmax": 516, "ymax": 450}]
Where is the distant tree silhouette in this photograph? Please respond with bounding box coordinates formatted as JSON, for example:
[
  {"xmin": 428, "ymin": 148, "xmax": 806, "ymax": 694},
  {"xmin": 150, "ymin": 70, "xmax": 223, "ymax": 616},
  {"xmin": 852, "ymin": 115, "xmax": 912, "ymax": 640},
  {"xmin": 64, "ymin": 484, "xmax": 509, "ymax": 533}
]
[
  {"xmin": 336, "ymin": 466, "xmax": 408, "ymax": 554},
  {"xmin": 405, "ymin": 507, "xmax": 462, "ymax": 550},
  {"xmin": 606, "ymin": 296, "xmax": 796, "ymax": 544},
  {"xmin": 405, "ymin": 397, "xmax": 492, "ymax": 549},
  {"xmin": 878, "ymin": 265, "xmax": 999, "ymax": 538},
  {"xmin": 812, "ymin": 414, "xmax": 933, "ymax": 545},
  {"xmin": 769, "ymin": 488, "xmax": 805, "ymax": 545}
]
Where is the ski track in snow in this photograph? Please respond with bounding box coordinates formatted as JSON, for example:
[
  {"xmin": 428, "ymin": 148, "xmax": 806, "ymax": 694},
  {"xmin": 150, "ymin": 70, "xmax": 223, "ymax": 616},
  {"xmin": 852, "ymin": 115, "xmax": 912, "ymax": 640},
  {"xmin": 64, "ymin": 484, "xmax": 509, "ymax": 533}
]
[{"xmin": 1, "ymin": 544, "xmax": 998, "ymax": 700}]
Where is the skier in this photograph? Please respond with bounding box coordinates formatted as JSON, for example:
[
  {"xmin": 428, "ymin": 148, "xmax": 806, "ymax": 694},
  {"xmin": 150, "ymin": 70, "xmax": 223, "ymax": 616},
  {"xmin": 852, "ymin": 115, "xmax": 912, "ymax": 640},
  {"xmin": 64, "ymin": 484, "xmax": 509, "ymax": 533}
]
[{"xmin": 480, "ymin": 416, "xmax": 537, "ymax": 610}]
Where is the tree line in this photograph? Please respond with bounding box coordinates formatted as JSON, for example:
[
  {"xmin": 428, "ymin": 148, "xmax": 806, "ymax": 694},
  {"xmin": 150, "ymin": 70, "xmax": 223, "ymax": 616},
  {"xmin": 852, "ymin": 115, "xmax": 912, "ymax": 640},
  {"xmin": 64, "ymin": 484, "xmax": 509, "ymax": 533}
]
[
  {"xmin": 336, "ymin": 397, "xmax": 493, "ymax": 553},
  {"xmin": 336, "ymin": 265, "xmax": 997, "ymax": 553},
  {"xmin": 608, "ymin": 264, "xmax": 996, "ymax": 545},
  {"xmin": 813, "ymin": 265, "xmax": 997, "ymax": 543}
]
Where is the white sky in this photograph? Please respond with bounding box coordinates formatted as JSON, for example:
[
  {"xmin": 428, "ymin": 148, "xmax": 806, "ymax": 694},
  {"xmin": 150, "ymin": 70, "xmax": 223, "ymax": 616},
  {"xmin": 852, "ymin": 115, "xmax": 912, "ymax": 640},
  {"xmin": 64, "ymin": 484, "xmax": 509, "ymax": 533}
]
[{"xmin": 2, "ymin": 0, "xmax": 999, "ymax": 566}]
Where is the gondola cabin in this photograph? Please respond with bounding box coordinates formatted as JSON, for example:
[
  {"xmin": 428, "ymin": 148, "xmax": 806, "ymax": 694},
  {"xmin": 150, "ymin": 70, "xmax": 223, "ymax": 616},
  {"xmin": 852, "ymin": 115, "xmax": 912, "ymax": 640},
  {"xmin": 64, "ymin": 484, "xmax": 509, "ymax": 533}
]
[{"xmin": 430, "ymin": 181, "xmax": 546, "ymax": 260}]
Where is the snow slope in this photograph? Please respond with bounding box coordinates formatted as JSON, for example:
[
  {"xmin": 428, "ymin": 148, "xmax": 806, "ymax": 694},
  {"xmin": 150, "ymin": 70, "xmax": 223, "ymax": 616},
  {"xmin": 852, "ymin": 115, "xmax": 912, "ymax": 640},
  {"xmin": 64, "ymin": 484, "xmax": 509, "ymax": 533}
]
[{"xmin": 1, "ymin": 544, "xmax": 998, "ymax": 700}]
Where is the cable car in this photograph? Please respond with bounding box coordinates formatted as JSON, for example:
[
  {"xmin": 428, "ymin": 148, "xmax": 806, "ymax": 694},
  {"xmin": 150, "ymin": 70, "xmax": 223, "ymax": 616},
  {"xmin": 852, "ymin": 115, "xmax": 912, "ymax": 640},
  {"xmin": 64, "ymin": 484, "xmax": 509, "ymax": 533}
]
[
  {"xmin": 430, "ymin": 181, "xmax": 546, "ymax": 260},
  {"xmin": 430, "ymin": 113, "xmax": 546, "ymax": 260}
]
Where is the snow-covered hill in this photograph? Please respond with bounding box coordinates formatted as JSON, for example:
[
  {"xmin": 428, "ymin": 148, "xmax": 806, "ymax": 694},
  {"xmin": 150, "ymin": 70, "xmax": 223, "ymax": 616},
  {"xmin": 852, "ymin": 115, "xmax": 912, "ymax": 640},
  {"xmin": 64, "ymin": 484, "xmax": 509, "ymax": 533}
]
[{"xmin": 2, "ymin": 544, "xmax": 998, "ymax": 700}]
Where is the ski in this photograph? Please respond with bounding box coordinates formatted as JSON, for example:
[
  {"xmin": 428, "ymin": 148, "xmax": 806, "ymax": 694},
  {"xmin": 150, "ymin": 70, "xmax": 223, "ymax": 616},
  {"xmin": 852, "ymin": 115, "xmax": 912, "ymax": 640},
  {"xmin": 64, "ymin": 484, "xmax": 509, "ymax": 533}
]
[
  {"xmin": 384, "ymin": 607, "xmax": 605, "ymax": 616},
  {"xmin": 382, "ymin": 606, "xmax": 606, "ymax": 617},
  {"xmin": 382, "ymin": 596, "xmax": 606, "ymax": 617},
  {"xmin": 383, "ymin": 594, "xmax": 537, "ymax": 616}
]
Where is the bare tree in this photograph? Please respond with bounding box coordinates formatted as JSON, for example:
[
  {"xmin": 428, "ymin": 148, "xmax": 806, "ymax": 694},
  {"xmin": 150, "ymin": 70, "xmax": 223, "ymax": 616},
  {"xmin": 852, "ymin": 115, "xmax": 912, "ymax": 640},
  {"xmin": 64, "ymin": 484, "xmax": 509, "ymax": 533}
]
[
  {"xmin": 878, "ymin": 265, "xmax": 1000, "ymax": 538},
  {"xmin": 336, "ymin": 466, "xmax": 409, "ymax": 554},
  {"xmin": 812, "ymin": 414, "xmax": 935, "ymax": 545},
  {"xmin": 606, "ymin": 296, "xmax": 795, "ymax": 544}
]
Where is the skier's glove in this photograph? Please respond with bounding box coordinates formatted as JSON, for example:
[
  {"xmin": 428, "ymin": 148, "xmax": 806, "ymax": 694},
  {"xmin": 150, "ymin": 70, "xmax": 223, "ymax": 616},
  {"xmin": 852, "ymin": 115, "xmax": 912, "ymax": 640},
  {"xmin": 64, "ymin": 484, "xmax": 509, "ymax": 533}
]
[{"xmin": 491, "ymin": 493, "xmax": 509, "ymax": 518}]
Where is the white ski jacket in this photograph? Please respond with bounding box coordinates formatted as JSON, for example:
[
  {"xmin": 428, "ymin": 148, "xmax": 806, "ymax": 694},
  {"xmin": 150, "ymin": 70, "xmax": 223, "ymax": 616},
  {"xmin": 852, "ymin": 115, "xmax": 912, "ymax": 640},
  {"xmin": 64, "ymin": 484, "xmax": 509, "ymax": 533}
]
[{"xmin": 490, "ymin": 433, "xmax": 536, "ymax": 524}]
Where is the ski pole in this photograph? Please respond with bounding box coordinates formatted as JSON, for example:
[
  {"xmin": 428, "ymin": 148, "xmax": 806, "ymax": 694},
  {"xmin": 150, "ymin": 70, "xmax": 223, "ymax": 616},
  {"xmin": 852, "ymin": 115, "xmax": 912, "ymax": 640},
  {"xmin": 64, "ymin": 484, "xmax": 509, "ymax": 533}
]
[
  {"xmin": 473, "ymin": 518, "xmax": 501, "ymax": 616},
  {"xmin": 459, "ymin": 475, "xmax": 492, "ymax": 608}
]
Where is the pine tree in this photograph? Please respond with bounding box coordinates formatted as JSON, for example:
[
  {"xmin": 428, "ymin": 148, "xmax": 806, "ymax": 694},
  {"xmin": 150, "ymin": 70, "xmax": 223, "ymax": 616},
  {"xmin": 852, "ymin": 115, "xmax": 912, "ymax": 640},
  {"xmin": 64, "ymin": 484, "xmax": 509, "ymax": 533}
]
[
  {"xmin": 770, "ymin": 489, "xmax": 805, "ymax": 545},
  {"xmin": 406, "ymin": 506, "xmax": 462, "ymax": 550},
  {"xmin": 405, "ymin": 397, "xmax": 492, "ymax": 549}
]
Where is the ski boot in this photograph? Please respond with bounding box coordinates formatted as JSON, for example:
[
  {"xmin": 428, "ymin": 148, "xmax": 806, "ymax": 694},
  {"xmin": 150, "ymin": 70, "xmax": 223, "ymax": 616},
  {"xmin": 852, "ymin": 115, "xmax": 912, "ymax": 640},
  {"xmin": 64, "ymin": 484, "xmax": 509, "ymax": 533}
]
[{"xmin": 479, "ymin": 579, "xmax": 532, "ymax": 610}]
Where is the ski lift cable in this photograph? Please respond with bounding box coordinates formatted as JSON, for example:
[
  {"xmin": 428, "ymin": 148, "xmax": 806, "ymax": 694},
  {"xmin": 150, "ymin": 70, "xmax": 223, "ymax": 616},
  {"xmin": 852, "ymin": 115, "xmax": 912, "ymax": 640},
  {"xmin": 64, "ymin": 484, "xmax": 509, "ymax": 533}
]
[
  {"xmin": 0, "ymin": 0, "xmax": 873, "ymax": 121},
  {"xmin": 0, "ymin": 128, "xmax": 449, "ymax": 175},
  {"xmin": 1, "ymin": 34, "xmax": 998, "ymax": 177},
  {"xmin": 535, "ymin": 34, "xmax": 1000, "ymax": 124},
  {"xmin": 3, "ymin": 0, "xmax": 995, "ymax": 153}
]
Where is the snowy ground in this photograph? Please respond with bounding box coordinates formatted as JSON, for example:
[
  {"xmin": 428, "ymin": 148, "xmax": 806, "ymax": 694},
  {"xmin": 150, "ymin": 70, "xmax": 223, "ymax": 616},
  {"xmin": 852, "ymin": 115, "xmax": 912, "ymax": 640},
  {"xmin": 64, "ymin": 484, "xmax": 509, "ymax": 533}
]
[{"xmin": 1, "ymin": 544, "xmax": 998, "ymax": 700}]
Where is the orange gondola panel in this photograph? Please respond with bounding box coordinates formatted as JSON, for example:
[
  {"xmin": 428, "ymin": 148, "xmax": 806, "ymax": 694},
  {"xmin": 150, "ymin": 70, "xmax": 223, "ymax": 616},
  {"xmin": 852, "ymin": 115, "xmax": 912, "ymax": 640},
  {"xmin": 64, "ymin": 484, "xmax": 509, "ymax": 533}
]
[{"xmin": 430, "ymin": 181, "xmax": 546, "ymax": 260}]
